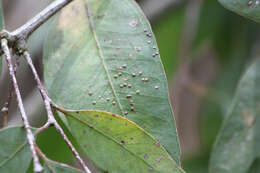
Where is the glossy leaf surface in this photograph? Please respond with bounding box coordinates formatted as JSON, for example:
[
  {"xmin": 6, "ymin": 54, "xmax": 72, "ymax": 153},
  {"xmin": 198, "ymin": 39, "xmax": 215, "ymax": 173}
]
[
  {"xmin": 209, "ymin": 59, "xmax": 260, "ymax": 173},
  {"xmin": 60, "ymin": 109, "xmax": 184, "ymax": 173},
  {"xmin": 43, "ymin": 0, "xmax": 180, "ymax": 162}
]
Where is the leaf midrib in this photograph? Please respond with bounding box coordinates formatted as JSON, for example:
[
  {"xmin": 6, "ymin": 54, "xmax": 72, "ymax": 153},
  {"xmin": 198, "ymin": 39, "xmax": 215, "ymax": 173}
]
[
  {"xmin": 67, "ymin": 112, "xmax": 182, "ymax": 172},
  {"xmin": 84, "ymin": 1, "xmax": 125, "ymax": 116},
  {"xmin": 68, "ymin": 113, "xmax": 159, "ymax": 171}
]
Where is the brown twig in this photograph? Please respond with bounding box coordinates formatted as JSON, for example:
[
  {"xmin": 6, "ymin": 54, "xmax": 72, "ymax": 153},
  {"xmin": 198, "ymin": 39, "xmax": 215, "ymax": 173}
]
[
  {"xmin": 11, "ymin": 0, "xmax": 74, "ymax": 40},
  {"xmin": 23, "ymin": 51, "xmax": 92, "ymax": 173},
  {"xmin": 1, "ymin": 39, "xmax": 43, "ymax": 173}
]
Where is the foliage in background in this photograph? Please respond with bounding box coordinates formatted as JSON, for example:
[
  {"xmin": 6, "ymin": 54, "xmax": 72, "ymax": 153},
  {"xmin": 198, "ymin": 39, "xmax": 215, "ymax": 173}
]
[
  {"xmin": 0, "ymin": 0, "xmax": 183, "ymax": 172},
  {"xmin": 1, "ymin": 0, "xmax": 260, "ymax": 172}
]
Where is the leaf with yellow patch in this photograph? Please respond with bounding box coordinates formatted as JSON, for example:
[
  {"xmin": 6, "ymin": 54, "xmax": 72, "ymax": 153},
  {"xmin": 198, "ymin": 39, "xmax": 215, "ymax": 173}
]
[
  {"xmin": 58, "ymin": 109, "xmax": 185, "ymax": 173},
  {"xmin": 44, "ymin": 0, "xmax": 180, "ymax": 164}
]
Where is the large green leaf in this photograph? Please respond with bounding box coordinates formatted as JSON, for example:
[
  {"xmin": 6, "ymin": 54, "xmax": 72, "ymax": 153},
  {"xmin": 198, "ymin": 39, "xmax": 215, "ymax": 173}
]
[
  {"xmin": 43, "ymin": 0, "xmax": 180, "ymax": 163},
  {"xmin": 43, "ymin": 158, "xmax": 83, "ymax": 173},
  {"xmin": 59, "ymin": 109, "xmax": 184, "ymax": 173},
  {"xmin": 218, "ymin": 0, "xmax": 260, "ymax": 22},
  {"xmin": 0, "ymin": 126, "xmax": 32, "ymax": 172},
  {"xmin": 209, "ymin": 59, "xmax": 260, "ymax": 173}
]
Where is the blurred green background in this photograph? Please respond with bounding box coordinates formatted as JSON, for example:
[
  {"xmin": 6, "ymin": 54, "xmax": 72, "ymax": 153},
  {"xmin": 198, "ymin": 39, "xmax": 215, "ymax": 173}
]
[{"xmin": 1, "ymin": 0, "xmax": 260, "ymax": 172}]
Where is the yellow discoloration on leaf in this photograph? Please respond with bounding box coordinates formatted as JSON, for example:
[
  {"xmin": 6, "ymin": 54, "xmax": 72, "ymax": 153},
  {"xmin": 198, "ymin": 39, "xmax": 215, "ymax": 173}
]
[
  {"xmin": 241, "ymin": 109, "xmax": 255, "ymax": 127},
  {"xmin": 59, "ymin": 109, "xmax": 185, "ymax": 173},
  {"xmin": 44, "ymin": 0, "xmax": 181, "ymax": 168},
  {"xmin": 58, "ymin": 0, "xmax": 87, "ymax": 36}
]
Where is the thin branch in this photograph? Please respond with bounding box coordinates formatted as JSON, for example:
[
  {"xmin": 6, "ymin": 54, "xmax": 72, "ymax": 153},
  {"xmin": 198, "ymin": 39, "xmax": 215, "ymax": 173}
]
[
  {"xmin": 1, "ymin": 39, "xmax": 43, "ymax": 173},
  {"xmin": 11, "ymin": 0, "xmax": 74, "ymax": 40},
  {"xmin": 23, "ymin": 51, "xmax": 92, "ymax": 173},
  {"xmin": 1, "ymin": 52, "xmax": 20, "ymax": 127}
]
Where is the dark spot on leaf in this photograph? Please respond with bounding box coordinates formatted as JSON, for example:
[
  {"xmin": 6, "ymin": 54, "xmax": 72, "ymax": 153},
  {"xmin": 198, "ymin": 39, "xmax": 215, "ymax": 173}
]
[
  {"xmin": 112, "ymin": 114, "xmax": 116, "ymax": 117},
  {"xmin": 126, "ymin": 94, "xmax": 132, "ymax": 99},
  {"xmin": 134, "ymin": 46, "xmax": 141, "ymax": 52},
  {"xmin": 155, "ymin": 142, "xmax": 160, "ymax": 147},
  {"xmin": 144, "ymin": 154, "xmax": 149, "ymax": 159},
  {"xmin": 76, "ymin": 111, "xmax": 79, "ymax": 114},
  {"xmin": 248, "ymin": 0, "xmax": 253, "ymax": 6},
  {"xmin": 156, "ymin": 156, "xmax": 163, "ymax": 162},
  {"xmin": 114, "ymin": 74, "xmax": 118, "ymax": 79},
  {"xmin": 242, "ymin": 109, "xmax": 255, "ymax": 127},
  {"xmin": 146, "ymin": 33, "xmax": 152, "ymax": 37},
  {"xmin": 95, "ymin": 114, "xmax": 99, "ymax": 117},
  {"xmin": 142, "ymin": 78, "xmax": 149, "ymax": 82},
  {"xmin": 120, "ymin": 140, "xmax": 126, "ymax": 145},
  {"xmin": 122, "ymin": 64, "xmax": 127, "ymax": 68},
  {"xmin": 97, "ymin": 14, "xmax": 105, "ymax": 18},
  {"xmin": 82, "ymin": 130, "xmax": 86, "ymax": 134}
]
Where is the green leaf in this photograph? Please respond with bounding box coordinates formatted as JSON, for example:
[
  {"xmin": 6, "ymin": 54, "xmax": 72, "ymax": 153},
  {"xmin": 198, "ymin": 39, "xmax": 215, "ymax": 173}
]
[
  {"xmin": 0, "ymin": 126, "xmax": 32, "ymax": 173},
  {"xmin": 43, "ymin": 158, "xmax": 82, "ymax": 173},
  {"xmin": 209, "ymin": 59, "xmax": 260, "ymax": 173},
  {"xmin": 43, "ymin": 0, "xmax": 180, "ymax": 163},
  {"xmin": 59, "ymin": 109, "xmax": 184, "ymax": 173},
  {"xmin": 218, "ymin": 0, "xmax": 260, "ymax": 23}
]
